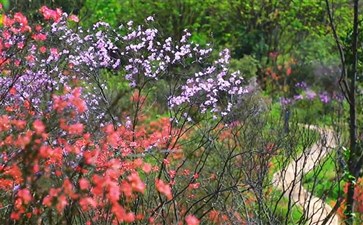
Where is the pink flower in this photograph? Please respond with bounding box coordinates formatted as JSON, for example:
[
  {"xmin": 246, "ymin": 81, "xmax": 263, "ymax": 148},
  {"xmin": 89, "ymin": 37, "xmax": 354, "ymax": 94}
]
[
  {"xmin": 68, "ymin": 123, "xmax": 84, "ymax": 135},
  {"xmin": 39, "ymin": 46, "xmax": 47, "ymax": 53},
  {"xmin": 79, "ymin": 178, "xmax": 90, "ymax": 190},
  {"xmin": 185, "ymin": 215, "xmax": 200, "ymax": 225},
  {"xmin": 155, "ymin": 179, "xmax": 172, "ymax": 200},
  {"xmin": 33, "ymin": 120, "xmax": 45, "ymax": 134},
  {"xmin": 50, "ymin": 48, "xmax": 59, "ymax": 57},
  {"xmin": 68, "ymin": 14, "xmax": 79, "ymax": 22},
  {"xmin": 17, "ymin": 188, "xmax": 32, "ymax": 204},
  {"xmin": 3, "ymin": 15, "xmax": 14, "ymax": 27},
  {"xmin": 128, "ymin": 173, "xmax": 146, "ymax": 193},
  {"xmin": 39, "ymin": 6, "xmax": 62, "ymax": 22},
  {"xmin": 32, "ymin": 33, "xmax": 47, "ymax": 41}
]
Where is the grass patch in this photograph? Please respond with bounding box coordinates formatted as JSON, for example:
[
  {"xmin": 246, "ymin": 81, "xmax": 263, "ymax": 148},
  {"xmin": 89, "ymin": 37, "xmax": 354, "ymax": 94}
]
[
  {"xmin": 270, "ymin": 189, "xmax": 306, "ymax": 225},
  {"xmin": 270, "ymin": 124, "xmax": 320, "ymax": 173},
  {"xmin": 302, "ymin": 152, "xmax": 344, "ymax": 205}
]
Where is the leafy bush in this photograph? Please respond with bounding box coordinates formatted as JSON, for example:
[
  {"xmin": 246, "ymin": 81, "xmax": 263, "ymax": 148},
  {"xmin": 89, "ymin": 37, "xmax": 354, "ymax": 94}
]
[{"xmin": 0, "ymin": 4, "xmax": 344, "ymax": 225}]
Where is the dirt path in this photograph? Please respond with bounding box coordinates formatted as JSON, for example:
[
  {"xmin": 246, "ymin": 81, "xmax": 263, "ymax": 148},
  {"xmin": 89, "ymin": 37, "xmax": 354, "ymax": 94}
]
[{"xmin": 272, "ymin": 125, "xmax": 339, "ymax": 225}]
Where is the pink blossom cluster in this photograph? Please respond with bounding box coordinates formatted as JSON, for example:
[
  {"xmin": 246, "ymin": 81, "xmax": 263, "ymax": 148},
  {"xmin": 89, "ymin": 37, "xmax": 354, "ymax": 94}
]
[
  {"xmin": 0, "ymin": 8, "xmax": 248, "ymax": 121},
  {"xmin": 168, "ymin": 49, "xmax": 247, "ymax": 116}
]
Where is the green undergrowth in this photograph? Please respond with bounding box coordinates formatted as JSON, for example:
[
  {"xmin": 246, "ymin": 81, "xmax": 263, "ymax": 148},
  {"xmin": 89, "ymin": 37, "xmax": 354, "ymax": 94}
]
[
  {"xmin": 267, "ymin": 105, "xmax": 320, "ymax": 225},
  {"xmin": 269, "ymin": 99, "xmax": 341, "ymax": 128},
  {"xmin": 302, "ymin": 152, "xmax": 344, "ymax": 206},
  {"xmin": 270, "ymin": 124, "xmax": 320, "ymax": 173},
  {"xmin": 271, "ymin": 189, "xmax": 306, "ymax": 225}
]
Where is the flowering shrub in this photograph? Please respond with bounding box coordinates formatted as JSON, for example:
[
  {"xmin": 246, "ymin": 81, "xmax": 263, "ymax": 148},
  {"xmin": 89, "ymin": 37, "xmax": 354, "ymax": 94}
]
[
  {"xmin": 0, "ymin": 4, "xmax": 251, "ymax": 224},
  {"xmin": 263, "ymin": 53, "xmax": 343, "ymax": 126},
  {"xmin": 0, "ymin": 4, "xmax": 307, "ymax": 225},
  {"xmin": 0, "ymin": 83, "xmax": 188, "ymax": 224}
]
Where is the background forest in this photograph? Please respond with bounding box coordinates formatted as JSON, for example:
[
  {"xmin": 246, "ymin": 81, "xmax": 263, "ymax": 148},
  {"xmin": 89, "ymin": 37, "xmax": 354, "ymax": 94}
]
[{"xmin": 1, "ymin": 0, "xmax": 363, "ymax": 224}]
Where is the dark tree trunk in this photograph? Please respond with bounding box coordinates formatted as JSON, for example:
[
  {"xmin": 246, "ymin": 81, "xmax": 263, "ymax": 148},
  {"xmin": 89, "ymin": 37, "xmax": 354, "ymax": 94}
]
[
  {"xmin": 325, "ymin": 0, "xmax": 360, "ymax": 224},
  {"xmin": 344, "ymin": 0, "xmax": 359, "ymax": 224}
]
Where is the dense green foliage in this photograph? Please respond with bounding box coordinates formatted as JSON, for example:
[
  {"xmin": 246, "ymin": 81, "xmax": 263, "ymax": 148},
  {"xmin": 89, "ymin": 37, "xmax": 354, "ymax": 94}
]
[
  {"xmin": 78, "ymin": 0, "xmax": 352, "ymax": 107},
  {"xmin": 2, "ymin": 1, "xmax": 363, "ymax": 224}
]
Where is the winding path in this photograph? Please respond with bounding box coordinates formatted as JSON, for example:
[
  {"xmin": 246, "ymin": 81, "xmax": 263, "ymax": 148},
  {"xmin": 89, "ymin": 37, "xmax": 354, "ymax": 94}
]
[{"xmin": 272, "ymin": 125, "xmax": 339, "ymax": 225}]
